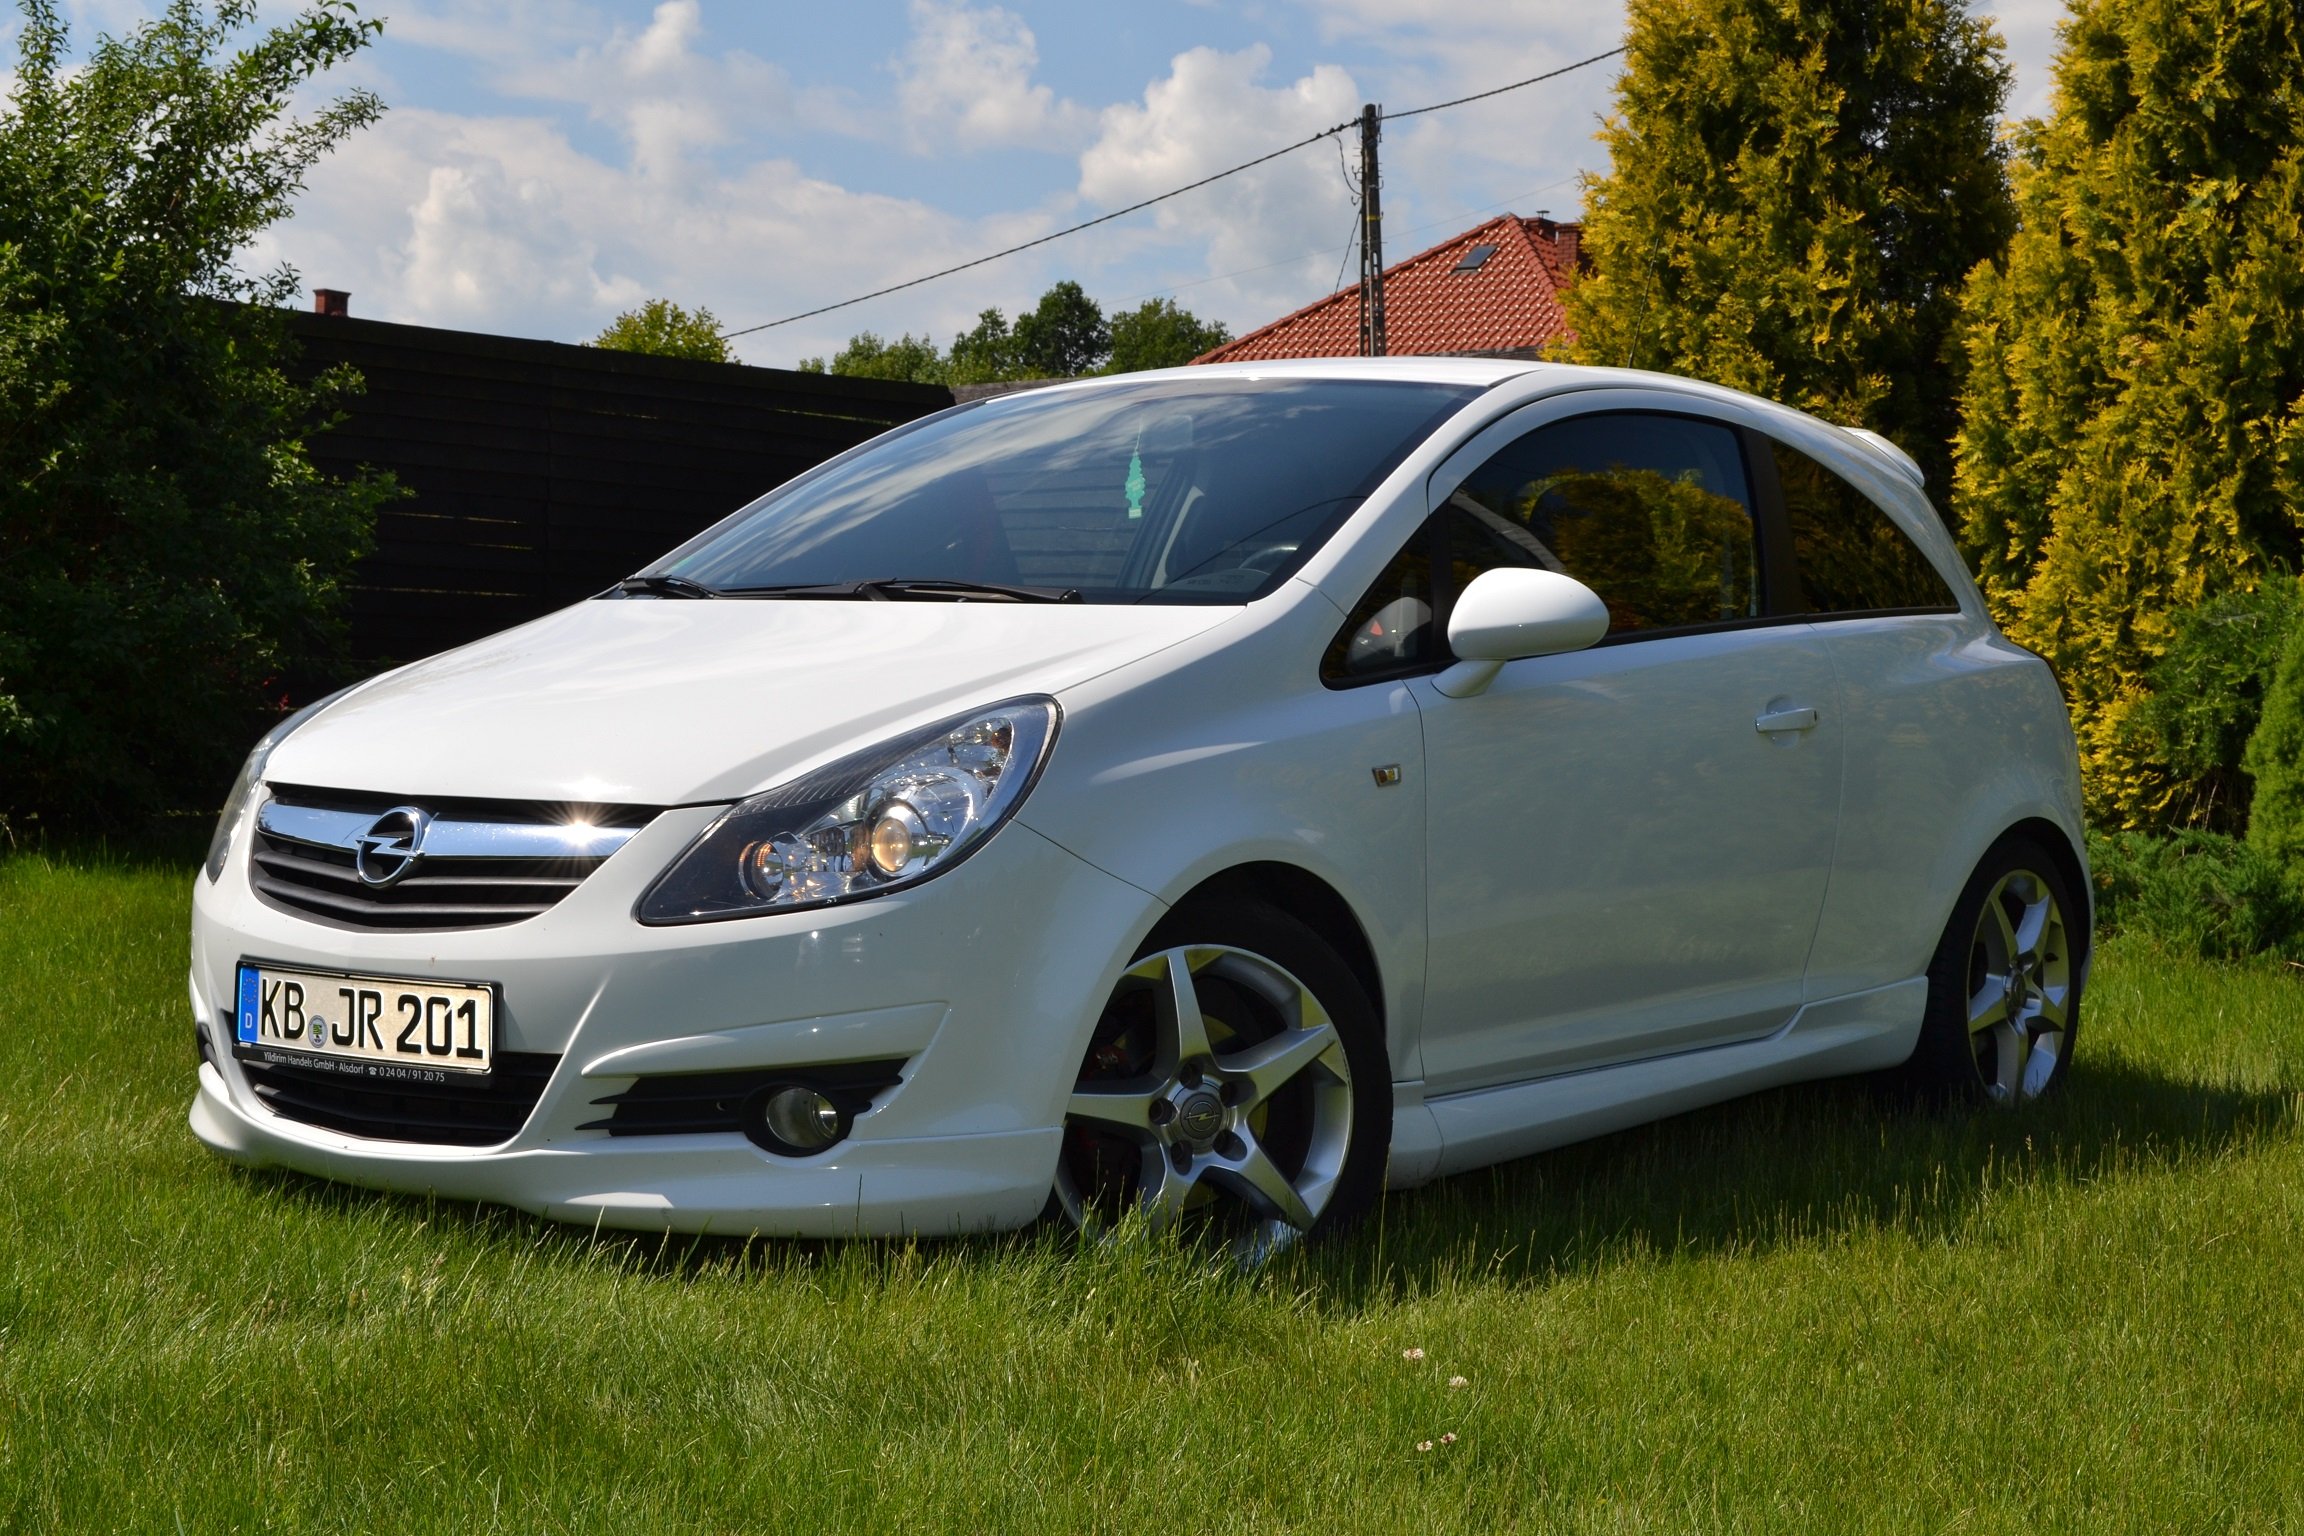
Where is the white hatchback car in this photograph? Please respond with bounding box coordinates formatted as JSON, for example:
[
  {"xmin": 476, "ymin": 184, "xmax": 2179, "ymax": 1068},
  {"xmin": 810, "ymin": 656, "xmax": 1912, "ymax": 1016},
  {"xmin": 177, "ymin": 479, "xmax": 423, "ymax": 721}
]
[{"xmin": 189, "ymin": 359, "xmax": 2089, "ymax": 1247}]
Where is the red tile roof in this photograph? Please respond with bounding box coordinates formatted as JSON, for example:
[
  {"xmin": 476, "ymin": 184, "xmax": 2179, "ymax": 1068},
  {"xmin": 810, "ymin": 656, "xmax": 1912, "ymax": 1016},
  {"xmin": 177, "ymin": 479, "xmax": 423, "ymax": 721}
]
[{"xmin": 1194, "ymin": 214, "xmax": 1585, "ymax": 364}]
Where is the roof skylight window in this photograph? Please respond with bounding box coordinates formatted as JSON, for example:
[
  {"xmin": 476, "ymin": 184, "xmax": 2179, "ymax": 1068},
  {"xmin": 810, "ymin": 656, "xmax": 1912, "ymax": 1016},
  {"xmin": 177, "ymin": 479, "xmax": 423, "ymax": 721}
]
[{"xmin": 1453, "ymin": 244, "xmax": 1498, "ymax": 272}]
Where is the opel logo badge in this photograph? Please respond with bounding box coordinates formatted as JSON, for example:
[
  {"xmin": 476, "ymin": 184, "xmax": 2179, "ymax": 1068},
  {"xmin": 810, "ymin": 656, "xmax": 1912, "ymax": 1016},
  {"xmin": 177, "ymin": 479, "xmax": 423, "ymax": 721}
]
[
  {"xmin": 1177, "ymin": 1091, "xmax": 1224, "ymax": 1143},
  {"xmin": 353, "ymin": 806, "xmax": 432, "ymax": 888}
]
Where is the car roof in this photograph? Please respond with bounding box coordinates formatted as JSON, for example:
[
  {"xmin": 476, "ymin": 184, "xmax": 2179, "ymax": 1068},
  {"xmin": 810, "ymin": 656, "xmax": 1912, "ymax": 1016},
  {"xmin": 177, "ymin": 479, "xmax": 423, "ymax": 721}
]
[{"xmin": 1000, "ymin": 357, "xmax": 1940, "ymax": 497}]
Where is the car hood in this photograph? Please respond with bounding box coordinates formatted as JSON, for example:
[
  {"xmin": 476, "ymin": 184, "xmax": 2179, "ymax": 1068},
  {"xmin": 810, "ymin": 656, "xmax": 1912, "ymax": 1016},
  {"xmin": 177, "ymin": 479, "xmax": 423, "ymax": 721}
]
[{"xmin": 265, "ymin": 598, "xmax": 1238, "ymax": 806}]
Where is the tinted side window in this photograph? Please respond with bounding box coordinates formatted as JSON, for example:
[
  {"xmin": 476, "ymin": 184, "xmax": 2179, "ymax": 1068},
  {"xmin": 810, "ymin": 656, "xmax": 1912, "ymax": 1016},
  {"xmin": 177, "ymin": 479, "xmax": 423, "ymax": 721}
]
[
  {"xmin": 1321, "ymin": 526, "xmax": 1438, "ymax": 683},
  {"xmin": 1446, "ymin": 413, "xmax": 1760, "ymax": 634},
  {"xmin": 1773, "ymin": 440, "xmax": 1959, "ymax": 614}
]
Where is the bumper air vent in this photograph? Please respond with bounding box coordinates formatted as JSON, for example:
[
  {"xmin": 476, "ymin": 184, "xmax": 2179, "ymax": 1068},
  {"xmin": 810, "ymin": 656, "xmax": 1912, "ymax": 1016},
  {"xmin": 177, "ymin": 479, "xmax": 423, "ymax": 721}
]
[
  {"xmin": 249, "ymin": 784, "xmax": 657, "ymax": 932},
  {"xmin": 236, "ymin": 1048, "xmax": 560, "ymax": 1146},
  {"xmin": 578, "ymin": 1061, "xmax": 908, "ymax": 1137}
]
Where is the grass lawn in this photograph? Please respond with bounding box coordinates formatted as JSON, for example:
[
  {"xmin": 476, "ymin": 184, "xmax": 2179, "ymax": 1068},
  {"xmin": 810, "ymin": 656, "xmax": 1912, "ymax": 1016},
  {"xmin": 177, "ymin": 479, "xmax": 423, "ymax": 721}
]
[{"xmin": 2, "ymin": 849, "xmax": 2300, "ymax": 1533}]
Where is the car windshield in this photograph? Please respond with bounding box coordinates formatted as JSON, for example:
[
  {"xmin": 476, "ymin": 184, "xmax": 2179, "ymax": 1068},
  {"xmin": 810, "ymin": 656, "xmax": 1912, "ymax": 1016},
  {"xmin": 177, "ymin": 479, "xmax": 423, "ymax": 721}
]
[{"xmin": 642, "ymin": 377, "xmax": 1482, "ymax": 604}]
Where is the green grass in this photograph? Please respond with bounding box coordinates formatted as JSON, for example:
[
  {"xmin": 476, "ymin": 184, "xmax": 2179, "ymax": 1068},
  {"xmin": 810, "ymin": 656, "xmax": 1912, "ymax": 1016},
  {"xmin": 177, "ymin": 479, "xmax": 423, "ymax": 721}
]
[{"xmin": 2, "ymin": 851, "xmax": 2301, "ymax": 1533}]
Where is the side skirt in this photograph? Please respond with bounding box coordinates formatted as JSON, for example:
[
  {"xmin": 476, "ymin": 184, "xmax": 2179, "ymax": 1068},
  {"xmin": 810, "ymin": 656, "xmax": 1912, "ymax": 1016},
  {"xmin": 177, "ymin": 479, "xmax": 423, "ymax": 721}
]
[{"xmin": 1383, "ymin": 977, "xmax": 1926, "ymax": 1189}]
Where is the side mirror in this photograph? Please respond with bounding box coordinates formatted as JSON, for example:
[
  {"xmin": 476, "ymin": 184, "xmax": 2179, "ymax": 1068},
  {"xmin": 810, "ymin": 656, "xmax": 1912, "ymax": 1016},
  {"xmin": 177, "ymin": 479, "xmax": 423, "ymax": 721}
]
[{"xmin": 1434, "ymin": 567, "xmax": 1609, "ymax": 698}]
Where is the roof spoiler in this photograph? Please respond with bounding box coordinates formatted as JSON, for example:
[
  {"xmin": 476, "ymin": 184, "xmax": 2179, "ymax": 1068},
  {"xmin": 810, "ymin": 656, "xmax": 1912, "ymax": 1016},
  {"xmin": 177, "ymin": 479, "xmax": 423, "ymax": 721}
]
[{"xmin": 1841, "ymin": 427, "xmax": 1926, "ymax": 489}]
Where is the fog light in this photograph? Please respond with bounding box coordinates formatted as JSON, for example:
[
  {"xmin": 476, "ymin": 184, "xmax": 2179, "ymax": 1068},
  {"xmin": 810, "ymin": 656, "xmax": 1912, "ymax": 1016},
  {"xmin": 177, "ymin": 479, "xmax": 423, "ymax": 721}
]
[{"xmin": 744, "ymin": 1083, "xmax": 849, "ymax": 1156}]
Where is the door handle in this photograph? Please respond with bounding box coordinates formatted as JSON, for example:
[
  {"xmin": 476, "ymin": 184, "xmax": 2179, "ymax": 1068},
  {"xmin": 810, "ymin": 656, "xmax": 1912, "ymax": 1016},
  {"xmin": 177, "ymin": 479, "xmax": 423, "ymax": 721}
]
[{"xmin": 1755, "ymin": 705, "xmax": 1820, "ymax": 734}]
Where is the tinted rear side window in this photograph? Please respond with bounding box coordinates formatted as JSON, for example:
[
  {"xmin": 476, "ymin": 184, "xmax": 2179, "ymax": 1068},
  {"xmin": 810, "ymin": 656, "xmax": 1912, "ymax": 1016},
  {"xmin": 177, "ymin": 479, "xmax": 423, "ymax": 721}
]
[{"xmin": 1773, "ymin": 440, "xmax": 1959, "ymax": 615}]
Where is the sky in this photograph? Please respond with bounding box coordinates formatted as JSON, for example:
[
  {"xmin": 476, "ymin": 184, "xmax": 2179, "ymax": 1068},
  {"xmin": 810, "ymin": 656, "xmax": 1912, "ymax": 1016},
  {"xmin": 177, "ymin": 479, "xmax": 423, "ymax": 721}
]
[{"xmin": 53, "ymin": 0, "xmax": 2068, "ymax": 369}]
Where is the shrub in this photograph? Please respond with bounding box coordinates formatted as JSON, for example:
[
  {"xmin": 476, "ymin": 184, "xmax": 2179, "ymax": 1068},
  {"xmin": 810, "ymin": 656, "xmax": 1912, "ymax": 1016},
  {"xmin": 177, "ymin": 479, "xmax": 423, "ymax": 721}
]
[
  {"xmin": 2120, "ymin": 580, "xmax": 2304, "ymax": 832},
  {"xmin": 2244, "ymin": 612, "xmax": 2304, "ymax": 872},
  {"xmin": 0, "ymin": 0, "xmax": 393, "ymax": 829},
  {"xmin": 2086, "ymin": 829, "xmax": 2304, "ymax": 961}
]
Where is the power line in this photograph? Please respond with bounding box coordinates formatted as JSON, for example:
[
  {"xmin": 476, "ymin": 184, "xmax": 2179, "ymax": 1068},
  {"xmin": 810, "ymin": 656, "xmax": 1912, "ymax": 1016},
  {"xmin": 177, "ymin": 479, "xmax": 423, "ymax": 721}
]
[
  {"xmin": 1382, "ymin": 46, "xmax": 1625, "ymax": 122},
  {"xmin": 1111, "ymin": 170, "xmax": 1588, "ymax": 307},
  {"xmin": 718, "ymin": 45, "xmax": 1627, "ymax": 341},
  {"xmin": 719, "ymin": 119, "xmax": 1355, "ymax": 341}
]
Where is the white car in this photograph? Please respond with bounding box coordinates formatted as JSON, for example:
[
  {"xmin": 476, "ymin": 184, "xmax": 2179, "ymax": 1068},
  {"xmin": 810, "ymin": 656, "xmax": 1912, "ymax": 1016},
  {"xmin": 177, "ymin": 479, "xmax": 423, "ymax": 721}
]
[{"xmin": 188, "ymin": 359, "xmax": 2090, "ymax": 1248}]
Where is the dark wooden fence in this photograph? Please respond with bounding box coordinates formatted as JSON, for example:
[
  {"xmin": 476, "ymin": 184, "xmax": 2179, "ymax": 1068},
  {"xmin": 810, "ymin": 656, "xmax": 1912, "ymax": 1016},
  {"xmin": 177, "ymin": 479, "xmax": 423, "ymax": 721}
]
[{"xmin": 288, "ymin": 310, "xmax": 953, "ymax": 667}]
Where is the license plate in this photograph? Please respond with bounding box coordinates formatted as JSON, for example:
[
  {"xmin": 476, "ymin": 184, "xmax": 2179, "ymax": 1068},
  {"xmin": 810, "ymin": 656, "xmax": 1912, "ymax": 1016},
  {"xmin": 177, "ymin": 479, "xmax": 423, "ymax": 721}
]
[{"xmin": 234, "ymin": 961, "xmax": 495, "ymax": 1080}]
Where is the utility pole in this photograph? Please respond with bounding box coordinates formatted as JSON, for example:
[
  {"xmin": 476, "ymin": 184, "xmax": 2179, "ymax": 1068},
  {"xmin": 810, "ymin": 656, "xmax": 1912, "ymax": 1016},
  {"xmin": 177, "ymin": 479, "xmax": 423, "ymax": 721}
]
[{"xmin": 1356, "ymin": 102, "xmax": 1385, "ymax": 357}]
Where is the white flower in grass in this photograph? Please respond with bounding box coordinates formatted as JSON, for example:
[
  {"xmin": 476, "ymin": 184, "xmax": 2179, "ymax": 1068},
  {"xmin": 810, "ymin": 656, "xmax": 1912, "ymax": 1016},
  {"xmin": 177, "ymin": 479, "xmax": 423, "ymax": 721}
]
[
  {"xmin": 1402, "ymin": 1347, "xmax": 1425, "ymax": 1361},
  {"xmin": 1448, "ymin": 1375, "xmax": 1469, "ymax": 1389}
]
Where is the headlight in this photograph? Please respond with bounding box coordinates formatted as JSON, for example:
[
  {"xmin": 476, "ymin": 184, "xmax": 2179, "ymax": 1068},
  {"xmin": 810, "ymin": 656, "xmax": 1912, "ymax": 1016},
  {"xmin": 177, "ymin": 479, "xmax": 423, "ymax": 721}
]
[
  {"xmin": 637, "ymin": 697, "xmax": 1060, "ymax": 924},
  {"xmin": 203, "ymin": 688, "xmax": 354, "ymax": 883}
]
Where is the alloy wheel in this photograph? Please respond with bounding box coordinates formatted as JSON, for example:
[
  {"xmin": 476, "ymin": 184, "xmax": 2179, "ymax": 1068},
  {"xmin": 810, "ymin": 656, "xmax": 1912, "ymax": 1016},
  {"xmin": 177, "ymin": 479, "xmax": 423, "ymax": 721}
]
[
  {"xmin": 1057, "ymin": 944, "xmax": 1355, "ymax": 1251},
  {"xmin": 1964, "ymin": 867, "xmax": 2073, "ymax": 1104}
]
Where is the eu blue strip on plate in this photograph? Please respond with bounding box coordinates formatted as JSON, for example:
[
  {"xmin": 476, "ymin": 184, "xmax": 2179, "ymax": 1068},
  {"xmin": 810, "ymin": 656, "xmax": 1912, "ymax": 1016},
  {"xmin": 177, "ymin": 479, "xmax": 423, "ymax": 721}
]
[{"xmin": 236, "ymin": 964, "xmax": 260, "ymax": 1045}]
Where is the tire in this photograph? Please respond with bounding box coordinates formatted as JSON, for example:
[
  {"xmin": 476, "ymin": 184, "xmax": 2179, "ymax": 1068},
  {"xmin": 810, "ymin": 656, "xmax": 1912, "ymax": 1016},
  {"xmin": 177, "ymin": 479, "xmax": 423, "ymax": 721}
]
[
  {"xmin": 1053, "ymin": 896, "xmax": 1391, "ymax": 1252},
  {"xmin": 1898, "ymin": 835, "xmax": 2083, "ymax": 1106}
]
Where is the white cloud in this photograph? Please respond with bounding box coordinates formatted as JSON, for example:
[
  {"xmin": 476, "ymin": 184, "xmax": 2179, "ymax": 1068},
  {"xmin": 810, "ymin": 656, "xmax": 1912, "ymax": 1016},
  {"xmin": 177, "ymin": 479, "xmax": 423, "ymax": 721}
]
[
  {"xmin": 496, "ymin": 0, "xmax": 799, "ymax": 180},
  {"xmin": 894, "ymin": 0, "xmax": 1088, "ymax": 153},
  {"xmin": 247, "ymin": 99, "xmax": 1076, "ymax": 365},
  {"xmin": 1077, "ymin": 44, "xmax": 1362, "ymax": 319}
]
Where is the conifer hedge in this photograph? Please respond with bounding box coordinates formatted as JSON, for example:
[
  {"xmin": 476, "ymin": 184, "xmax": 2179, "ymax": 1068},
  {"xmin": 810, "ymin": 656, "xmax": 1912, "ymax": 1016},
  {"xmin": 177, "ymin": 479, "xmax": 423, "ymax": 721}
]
[{"xmin": 1953, "ymin": 0, "xmax": 2304, "ymax": 828}]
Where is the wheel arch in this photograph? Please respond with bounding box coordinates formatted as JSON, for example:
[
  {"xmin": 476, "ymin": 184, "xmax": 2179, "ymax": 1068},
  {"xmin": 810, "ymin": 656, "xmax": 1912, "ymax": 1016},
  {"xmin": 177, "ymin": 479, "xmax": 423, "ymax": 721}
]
[
  {"xmin": 1147, "ymin": 862, "xmax": 1388, "ymax": 1039},
  {"xmin": 1994, "ymin": 814, "xmax": 2094, "ymax": 963}
]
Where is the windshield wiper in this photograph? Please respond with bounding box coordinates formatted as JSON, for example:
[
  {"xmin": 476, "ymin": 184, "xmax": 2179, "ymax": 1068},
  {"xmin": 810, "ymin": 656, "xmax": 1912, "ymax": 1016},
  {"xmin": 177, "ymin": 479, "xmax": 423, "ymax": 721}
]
[
  {"xmin": 687, "ymin": 578, "xmax": 1084, "ymax": 603},
  {"xmin": 618, "ymin": 573, "xmax": 720, "ymax": 599},
  {"xmin": 853, "ymin": 578, "xmax": 1081, "ymax": 604}
]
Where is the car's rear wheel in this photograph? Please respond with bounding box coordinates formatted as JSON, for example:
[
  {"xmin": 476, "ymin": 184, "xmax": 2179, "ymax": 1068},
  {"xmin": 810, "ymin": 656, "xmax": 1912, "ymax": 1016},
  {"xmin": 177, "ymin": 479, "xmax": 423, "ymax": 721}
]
[
  {"xmin": 1055, "ymin": 899, "xmax": 1389, "ymax": 1254},
  {"xmin": 1903, "ymin": 836, "xmax": 2083, "ymax": 1106}
]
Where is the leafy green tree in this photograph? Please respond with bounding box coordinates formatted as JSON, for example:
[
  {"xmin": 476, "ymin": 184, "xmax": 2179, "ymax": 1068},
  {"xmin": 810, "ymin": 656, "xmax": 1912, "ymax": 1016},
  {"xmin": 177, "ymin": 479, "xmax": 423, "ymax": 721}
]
[
  {"xmin": 1011, "ymin": 280, "xmax": 1108, "ymax": 378},
  {"xmin": 0, "ymin": 0, "xmax": 395, "ymax": 828},
  {"xmin": 1105, "ymin": 298, "xmax": 1231, "ymax": 373},
  {"xmin": 1566, "ymin": 0, "xmax": 2014, "ymax": 495},
  {"xmin": 796, "ymin": 331, "xmax": 948, "ymax": 383},
  {"xmin": 805, "ymin": 285, "xmax": 1227, "ymax": 383},
  {"xmin": 589, "ymin": 298, "xmax": 732, "ymax": 363},
  {"xmin": 1953, "ymin": 0, "xmax": 2304, "ymax": 827},
  {"xmin": 947, "ymin": 307, "xmax": 1022, "ymax": 385}
]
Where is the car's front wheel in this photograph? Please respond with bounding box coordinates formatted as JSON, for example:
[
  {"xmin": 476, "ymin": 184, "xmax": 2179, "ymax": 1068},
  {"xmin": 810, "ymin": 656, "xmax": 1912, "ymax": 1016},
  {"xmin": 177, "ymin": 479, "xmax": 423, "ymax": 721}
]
[
  {"xmin": 1902, "ymin": 835, "xmax": 2084, "ymax": 1106},
  {"xmin": 1055, "ymin": 898, "xmax": 1389, "ymax": 1252}
]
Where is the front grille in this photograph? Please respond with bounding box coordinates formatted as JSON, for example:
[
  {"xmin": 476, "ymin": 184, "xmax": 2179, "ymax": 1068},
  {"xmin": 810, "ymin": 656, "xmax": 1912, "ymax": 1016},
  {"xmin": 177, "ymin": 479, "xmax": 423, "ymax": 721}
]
[
  {"xmin": 579, "ymin": 1060, "xmax": 908, "ymax": 1136},
  {"xmin": 250, "ymin": 785, "xmax": 657, "ymax": 932},
  {"xmin": 237, "ymin": 1049, "xmax": 560, "ymax": 1146}
]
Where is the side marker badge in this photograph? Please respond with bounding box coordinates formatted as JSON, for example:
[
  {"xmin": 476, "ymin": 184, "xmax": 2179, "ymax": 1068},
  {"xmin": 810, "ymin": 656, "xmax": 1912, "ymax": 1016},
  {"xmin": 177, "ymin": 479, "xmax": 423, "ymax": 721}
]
[{"xmin": 1371, "ymin": 764, "xmax": 1402, "ymax": 787}]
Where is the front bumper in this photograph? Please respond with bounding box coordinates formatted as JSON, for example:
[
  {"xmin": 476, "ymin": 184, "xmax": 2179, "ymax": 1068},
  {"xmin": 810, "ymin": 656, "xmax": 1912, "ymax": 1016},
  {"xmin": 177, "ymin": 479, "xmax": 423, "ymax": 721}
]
[{"xmin": 188, "ymin": 804, "xmax": 1159, "ymax": 1235}]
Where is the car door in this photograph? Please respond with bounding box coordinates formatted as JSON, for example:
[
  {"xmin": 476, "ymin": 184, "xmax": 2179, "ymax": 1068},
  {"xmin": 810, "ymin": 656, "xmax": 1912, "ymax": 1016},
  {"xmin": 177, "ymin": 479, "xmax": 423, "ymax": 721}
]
[
  {"xmin": 1382, "ymin": 397, "xmax": 1843, "ymax": 1092},
  {"xmin": 1758, "ymin": 431, "xmax": 1983, "ymax": 1003}
]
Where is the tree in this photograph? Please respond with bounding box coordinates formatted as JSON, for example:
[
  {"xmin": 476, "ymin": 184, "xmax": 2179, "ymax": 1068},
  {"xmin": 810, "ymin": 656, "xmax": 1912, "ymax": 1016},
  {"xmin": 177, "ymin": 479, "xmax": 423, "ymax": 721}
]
[
  {"xmin": 796, "ymin": 331, "xmax": 948, "ymax": 384},
  {"xmin": 1952, "ymin": 0, "xmax": 2304, "ymax": 827},
  {"xmin": 1566, "ymin": 0, "xmax": 2014, "ymax": 496},
  {"xmin": 1011, "ymin": 280, "xmax": 1108, "ymax": 378},
  {"xmin": 1106, "ymin": 298, "xmax": 1231, "ymax": 373},
  {"xmin": 804, "ymin": 285, "xmax": 1227, "ymax": 384},
  {"xmin": 947, "ymin": 307, "xmax": 1022, "ymax": 385},
  {"xmin": 0, "ymin": 0, "xmax": 396, "ymax": 829},
  {"xmin": 590, "ymin": 298, "xmax": 732, "ymax": 363}
]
